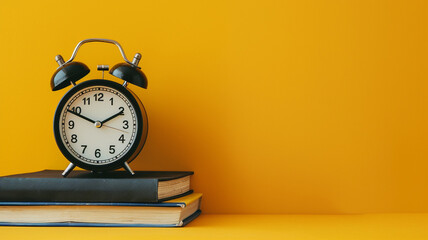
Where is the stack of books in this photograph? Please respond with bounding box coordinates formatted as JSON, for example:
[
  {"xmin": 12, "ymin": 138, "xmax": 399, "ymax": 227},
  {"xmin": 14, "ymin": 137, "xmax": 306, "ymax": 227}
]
[{"xmin": 0, "ymin": 170, "xmax": 202, "ymax": 227}]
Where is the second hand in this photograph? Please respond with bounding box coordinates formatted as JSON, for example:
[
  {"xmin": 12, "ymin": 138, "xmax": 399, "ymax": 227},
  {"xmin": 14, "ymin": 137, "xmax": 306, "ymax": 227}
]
[{"xmin": 103, "ymin": 124, "xmax": 129, "ymax": 133}]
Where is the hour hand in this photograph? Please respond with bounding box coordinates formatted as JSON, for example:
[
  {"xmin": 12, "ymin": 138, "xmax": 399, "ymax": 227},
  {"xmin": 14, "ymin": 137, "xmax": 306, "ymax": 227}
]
[
  {"xmin": 67, "ymin": 109, "xmax": 96, "ymax": 123},
  {"xmin": 101, "ymin": 110, "xmax": 124, "ymax": 124}
]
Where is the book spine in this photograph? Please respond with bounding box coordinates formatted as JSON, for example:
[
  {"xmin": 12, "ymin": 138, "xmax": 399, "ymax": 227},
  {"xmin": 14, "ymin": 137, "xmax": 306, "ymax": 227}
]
[{"xmin": 0, "ymin": 178, "xmax": 159, "ymax": 203}]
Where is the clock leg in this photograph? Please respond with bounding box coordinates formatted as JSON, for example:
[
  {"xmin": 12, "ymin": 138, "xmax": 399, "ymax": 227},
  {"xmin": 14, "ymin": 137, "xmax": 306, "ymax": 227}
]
[
  {"xmin": 62, "ymin": 163, "xmax": 76, "ymax": 177},
  {"xmin": 123, "ymin": 162, "xmax": 135, "ymax": 176}
]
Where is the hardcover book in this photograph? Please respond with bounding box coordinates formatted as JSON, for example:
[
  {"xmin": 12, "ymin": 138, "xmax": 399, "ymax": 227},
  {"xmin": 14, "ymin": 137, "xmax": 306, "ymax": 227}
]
[
  {"xmin": 0, "ymin": 193, "xmax": 202, "ymax": 227},
  {"xmin": 0, "ymin": 170, "xmax": 193, "ymax": 203}
]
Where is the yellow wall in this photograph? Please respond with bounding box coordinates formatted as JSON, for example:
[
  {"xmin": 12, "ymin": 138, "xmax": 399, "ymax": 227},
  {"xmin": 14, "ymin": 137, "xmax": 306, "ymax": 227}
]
[{"xmin": 1, "ymin": 0, "xmax": 428, "ymax": 214}]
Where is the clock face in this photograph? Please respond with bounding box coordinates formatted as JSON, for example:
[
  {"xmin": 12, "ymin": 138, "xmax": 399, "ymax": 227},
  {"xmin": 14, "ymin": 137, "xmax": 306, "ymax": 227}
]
[{"xmin": 54, "ymin": 80, "xmax": 146, "ymax": 171}]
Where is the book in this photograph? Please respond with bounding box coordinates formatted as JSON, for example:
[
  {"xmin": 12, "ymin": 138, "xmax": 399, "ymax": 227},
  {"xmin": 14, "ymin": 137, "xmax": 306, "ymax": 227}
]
[
  {"xmin": 0, "ymin": 193, "xmax": 202, "ymax": 227},
  {"xmin": 0, "ymin": 170, "xmax": 193, "ymax": 203}
]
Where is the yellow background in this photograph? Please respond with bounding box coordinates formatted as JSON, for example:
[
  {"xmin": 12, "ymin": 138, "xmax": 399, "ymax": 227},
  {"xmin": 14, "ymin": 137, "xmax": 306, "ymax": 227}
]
[{"xmin": 0, "ymin": 0, "xmax": 428, "ymax": 214}]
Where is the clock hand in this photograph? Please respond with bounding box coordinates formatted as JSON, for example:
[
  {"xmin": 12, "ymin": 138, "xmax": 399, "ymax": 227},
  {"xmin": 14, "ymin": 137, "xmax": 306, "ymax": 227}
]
[
  {"xmin": 67, "ymin": 109, "xmax": 96, "ymax": 123},
  {"xmin": 103, "ymin": 124, "xmax": 129, "ymax": 133},
  {"xmin": 101, "ymin": 110, "xmax": 124, "ymax": 124}
]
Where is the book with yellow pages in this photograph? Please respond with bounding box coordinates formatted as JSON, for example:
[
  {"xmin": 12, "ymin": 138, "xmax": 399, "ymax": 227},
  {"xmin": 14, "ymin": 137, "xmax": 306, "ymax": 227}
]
[{"xmin": 0, "ymin": 193, "xmax": 202, "ymax": 227}]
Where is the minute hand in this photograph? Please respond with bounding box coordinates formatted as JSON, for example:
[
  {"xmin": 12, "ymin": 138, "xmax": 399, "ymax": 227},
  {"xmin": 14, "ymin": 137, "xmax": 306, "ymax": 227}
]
[
  {"xmin": 67, "ymin": 109, "xmax": 96, "ymax": 123},
  {"xmin": 101, "ymin": 110, "xmax": 124, "ymax": 124}
]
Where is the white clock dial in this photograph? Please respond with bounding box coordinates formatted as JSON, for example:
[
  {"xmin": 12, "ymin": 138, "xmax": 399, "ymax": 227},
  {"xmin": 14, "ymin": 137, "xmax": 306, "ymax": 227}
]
[{"xmin": 59, "ymin": 86, "xmax": 138, "ymax": 165}]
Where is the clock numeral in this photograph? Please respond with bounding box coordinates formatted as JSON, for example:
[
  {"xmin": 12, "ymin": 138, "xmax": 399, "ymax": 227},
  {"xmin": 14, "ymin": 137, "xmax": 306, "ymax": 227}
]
[
  {"xmin": 94, "ymin": 93, "xmax": 104, "ymax": 101},
  {"xmin": 68, "ymin": 120, "xmax": 74, "ymax": 129},
  {"xmin": 123, "ymin": 120, "xmax": 129, "ymax": 129},
  {"xmin": 83, "ymin": 97, "xmax": 91, "ymax": 105},
  {"xmin": 119, "ymin": 134, "xmax": 125, "ymax": 143},
  {"xmin": 119, "ymin": 106, "xmax": 124, "ymax": 113},
  {"xmin": 109, "ymin": 97, "xmax": 114, "ymax": 105},
  {"xmin": 81, "ymin": 145, "xmax": 87, "ymax": 154},
  {"xmin": 109, "ymin": 145, "xmax": 116, "ymax": 154},
  {"xmin": 95, "ymin": 149, "xmax": 101, "ymax": 158},
  {"xmin": 71, "ymin": 134, "xmax": 78, "ymax": 143},
  {"xmin": 71, "ymin": 106, "xmax": 81, "ymax": 114}
]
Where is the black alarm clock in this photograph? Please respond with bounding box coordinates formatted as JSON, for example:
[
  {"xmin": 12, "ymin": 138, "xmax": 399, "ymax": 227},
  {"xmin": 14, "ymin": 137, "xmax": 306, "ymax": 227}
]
[{"xmin": 50, "ymin": 39, "xmax": 148, "ymax": 177}]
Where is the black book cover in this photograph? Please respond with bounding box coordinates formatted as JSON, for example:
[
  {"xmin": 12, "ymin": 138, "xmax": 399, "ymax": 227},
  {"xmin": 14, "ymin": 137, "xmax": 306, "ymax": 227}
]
[{"xmin": 0, "ymin": 170, "xmax": 193, "ymax": 203}]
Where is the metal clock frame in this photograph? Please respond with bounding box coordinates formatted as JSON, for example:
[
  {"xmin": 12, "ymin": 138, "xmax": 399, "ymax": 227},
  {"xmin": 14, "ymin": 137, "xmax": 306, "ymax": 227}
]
[{"xmin": 51, "ymin": 39, "xmax": 149, "ymax": 177}]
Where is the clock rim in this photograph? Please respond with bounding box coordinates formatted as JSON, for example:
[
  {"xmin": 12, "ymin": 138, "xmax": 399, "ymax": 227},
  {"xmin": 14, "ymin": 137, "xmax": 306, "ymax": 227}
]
[{"xmin": 53, "ymin": 79, "xmax": 147, "ymax": 172}]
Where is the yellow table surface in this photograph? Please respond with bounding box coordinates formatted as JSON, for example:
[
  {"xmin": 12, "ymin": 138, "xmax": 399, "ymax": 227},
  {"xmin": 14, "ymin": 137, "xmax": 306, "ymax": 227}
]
[{"xmin": 2, "ymin": 214, "xmax": 428, "ymax": 240}]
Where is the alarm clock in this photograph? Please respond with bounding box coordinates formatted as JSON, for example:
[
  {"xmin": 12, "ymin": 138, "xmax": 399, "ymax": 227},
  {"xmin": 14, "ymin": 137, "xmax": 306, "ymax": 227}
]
[{"xmin": 51, "ymin": 39, "xmax": 148, "ymax": 177}]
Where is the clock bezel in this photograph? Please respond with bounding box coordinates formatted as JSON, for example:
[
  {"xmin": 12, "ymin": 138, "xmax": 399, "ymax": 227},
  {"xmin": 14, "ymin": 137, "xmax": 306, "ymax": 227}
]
[{"xmin": 53, "ymin": 79, "xmax": 147, "ymax": 172}]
